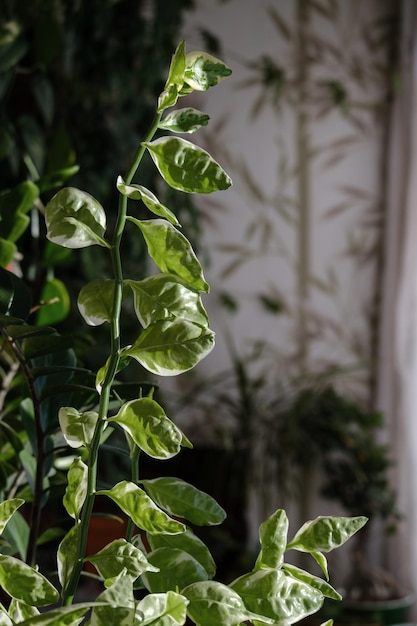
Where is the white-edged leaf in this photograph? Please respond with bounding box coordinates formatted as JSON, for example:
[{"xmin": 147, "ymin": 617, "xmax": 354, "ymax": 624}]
[
  {"xmin": 184, "ymin": 51, "xmax": 232, "ymax": 91},
  {"xmin": 117, "ymin": 177, "xmax": 178, "ymax": 225},
  {"xmin": 0, "ymin": 498, "xmax": 24, "ymax": 535},
  {"xmin": 58, "ymin": 407, "xmax": 99, "ymax": 448},
  {"xmin": 57, "ymin": 524, "xmax": 80, "ymax": 594},
  {"xmin": 45, "ymin": 187, "xmax": 108, "ymax": 248},
  {"xmin": 141, "ymin": 477, "xmax": 226, "ymax": 526},
  {"xmin": 127, "ymin": 218, "xmax": 209, "ymax": 292},
  {"xmin": 98, "ymin": 481, "xmax": 186, "ymax": 535},
  {"xmin": 0, "ymin": 555, "xmax": 59, "ymax": 606},
  {"xmin": 158, "ymin": 108, "xmax": 209, "ymax": 134},
  {"xmin": 108, "ymin": 398, "xmax": 183, "ymax": 459},
  {"xmin": 77, "ymin": 279, "xmax": 118, "ymax": 326},
  {"xmin": 143, "ymin": 137, "xmax": 232, "ymax": 194},
  {"xmin": 123, "ymin": 319, "xmax": 215, "ymax": 376},
  {"xmin": 86, "ymin": 538, "xmax": 158, "ymax": 581},
  {"xmin": 138, "ymin": 590, "xmax": 189, "ymax": 625},
  {"xmin": 126, "ymin": 274, "xmax": 208, "ymax": 329},
  {"xmin": 63, "ymin": 457, "xmax": 88, "ymax": 520}
]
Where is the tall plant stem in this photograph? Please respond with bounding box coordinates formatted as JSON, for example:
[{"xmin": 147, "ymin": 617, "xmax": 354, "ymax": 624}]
[
  {"xmin": 295, "ymin": 0, "xmax": 311, "ymax": 375},
  {"xmin": 63, "ymin": 112, "xmax": 162, "ymax": 605}
]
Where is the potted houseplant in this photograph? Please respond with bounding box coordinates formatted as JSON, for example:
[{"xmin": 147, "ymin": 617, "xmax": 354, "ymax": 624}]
[{"xmin": 0, "ymin": 41, "xmax": 367, "ymax": 625}]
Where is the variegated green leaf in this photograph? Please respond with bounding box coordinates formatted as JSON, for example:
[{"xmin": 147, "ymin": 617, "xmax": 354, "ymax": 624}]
[
  {"xmin": 158, "ymin": 41, "xmax": 186, "ymax": 112},
  {"xmin": 127, "ymin": 218, "xmax": 209, "ymax": 292},
  {"xmin": 282, "ymin": 563, "xmax": 342, "ymax": 601},
  {"xmin": 63, "ymin": 457, "xmax": 88, "ymax": 520},
  {"xmin": 0, "ymin": 555, "xmax": 59, "ymax": 606},
  {"xmin": 184, "ymin": 51, "xmax": 232, "ymax": 91},
  {"xmin": 230, "ymin": 567, "xmax": 323, "ymax": 624},
  {"xmin": 86, "ymin": 538, "xmax": 158, "ymax": 581},
  {"xmin": 158, "ymin": 108, "xmax": 209, "ymax": 134},
  {"xmin": 98, "ymin": 481, "xmax": 186, "ymax": 535},
  {"xmin": 126, "ymin": 274, "xmax": 208, "ymax": 329},
  {"xmin": 78, "ymin": 279, "xmax": 117, "ymax": 326},
  {"xmin": 142, "ymin": 548, "xmax": 208, "ymax": 593},
  {"xmin": 147, "ymin": 529, "xmax": 216, "ymax": 579},
  {"xmin": 58, "ymin": 407, "xmax": 99, "ymax": 448},
  {"xmin": 138, "ymin": 590, "xmax": 189, "ymax": 626},
  {"xmin": 117, "ymin": 177, "xmax": 178, "ymax": 225},
  {"xmin": 88, "ymin": 574, "xmax": 136, "ymax": 626},
  {"xmin": 141, "ymin": 477, "xmax": 226, "ymax": 526},
  {"xmin": 255, "ymin": 509, "xmax": 288, "ymax": 569},
  {"xmin": 57, "ymin": 524, "xmax": 80, "ymax": 594},
  {"xmin": 182, "ymin": 581, "xmax": 264, "ymax": 626},
  {"xmin": 108, "ymin": 398, "xmax": 183, "ymax": 459},
  {"xmin": 143, "ymin": 137, "xmax": 232, "ymax": 194},
  {"xmin": 9, "ymin": 598, "xmax": 39, "ymax": 622},
  {"xmin": 123, "ymin": 319, "xmax": 215, "ymax": 376},
  {"xmin": 0, "ymin": 498, "xmax": 24, "ymax": 535},
  {"xmin": 45, "ymin": 187, "xmax": 108, "ymax": 248},
  {"xmin": 287, "ymin": 516, "xmax": 368, "ymax": 554},
  {"xmin": 0, "ymin": 603, "xmax": 12, "ymax": 626}
]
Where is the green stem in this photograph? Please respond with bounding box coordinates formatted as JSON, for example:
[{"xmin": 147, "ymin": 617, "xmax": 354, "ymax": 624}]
[{"xmin": 62, "ymin": 111, "xmax": 162, "ymax": 605}]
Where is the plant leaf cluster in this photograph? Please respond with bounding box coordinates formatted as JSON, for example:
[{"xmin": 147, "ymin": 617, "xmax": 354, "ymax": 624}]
[{"xmin": 0, "ymin": 41, "xmax": 368, "ymax": 624}]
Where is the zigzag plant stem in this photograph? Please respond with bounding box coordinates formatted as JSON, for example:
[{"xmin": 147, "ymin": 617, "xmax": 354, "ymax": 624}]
[{"xmin": 63, "ymin": 112, "xmax": 162, "ymax": 606}]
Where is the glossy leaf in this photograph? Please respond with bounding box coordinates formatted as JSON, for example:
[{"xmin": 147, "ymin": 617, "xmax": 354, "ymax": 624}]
[
  {"xmin": 287, "ymin": 516, "xmax": 368, "ymax": 553},
  {"xmin": 282, "ymin": 564, "xmax": 342, "ymax": 601},
  {"xmin": 88, "ymin": 574, "xmax": 136, "ymax": 626},
  {"xmin": 1, "ymin": 510, "xmax": 28, "ymax": 560},
  {"xmin": 57, "ymin": 524, "xmax": 80, "ymax": 594},
  {"xmin": 36, "ymin": 278, "xmax": 70, "ymax": 326},
  {"xmin": 123, "ymin": 319, "xmax": 215, "ymax": 376},
  {"xmin": 78, "ymin": 279, "xmax": 117, "ymax": 326},
  {"xmin": 141, "ymin": 477, "xmax": 226, "ymax": 526},
  {"xmin": 158, "ymin": 41, "xmax": 186, "ymax": 112},
  {"xmin": 147, "ymin": 529, "xmax": 216, "ymax": 579},
  {"xmin": 108, "ymin": 398, "xmax": 183, "ymax": 459},
  {"xmin": 158, "ymin": 108, "xmax": 209, "ymax": 134},
  {"xmin": 98, "ymin": 481, "xmax": 186, "ymax": 535},
  {"xmin": 138, "ymin": 590, "xmax": 189, "ymax": 626},
  {"xmin": 126, "ymin": 274, "xmax": 208, "ymax": 329},
  {"xmin": 0, "ymin": 267, "xmax": 31, "ymax": 318},
  {"xmin": 255, "ymin": 508, "xmax": 288, "ymax": 570},
  {"xmin": 45, "ymin": 187, "xmax": 108, "ymax": 248},
  {"xmin": 127, "ymin": 218, "xmax": 209, "ymax": 292},
  {"xmin": 21, "ymin": 332, "xmax": 73, "ymax": 359},
  {"xmin": 0, "ymin": 181, "xmax": 38, "ymax": 242},
  {"xmin": 0, "ymin": 498, "xmax": 24, "ymax": 535},
  {"xmin": 182, "ymin": 581, "xmax": 262, "ymax": 626},
  {"xmin": 117, "ymin": 177, "xmax": 178, "ymax": 225},
  {"xmin": 230, "ymin": 567, "xmax": 324, "ymax": 624},
  {"xmin": 63, "ymin": 457, "xmax": 88, "ymax": 519},
  {"xmin": 58, "ymin": 407, "xmax": 99, "ymax": 448},
  {"xmin": 142, "ymin": 548, "xmax": 208, "ymax": 593},
  {"xmin": 0, "ymin": 603, "xmax": 12, "ymax": 626},
  {"xmin": 184, "ymin": 51, "xmax": 232, "ymax": 91},
  {"xmin": 0, "ymin": 555, "xmax": 59, "ymax": 606},
  {"xmin": 86, "ymin": 538, "xmax": 158, "ymax": 581},
  {"xmin": 144, "ymin": 137, "xmax": 232, "ymax": 194},
  {"xmin": 311, "ymin": 551, "xmax": 329, "ymax": 580},
  {"xmin": 9, "ymin": 599, "xmax": 39, "ymax": 622}
]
